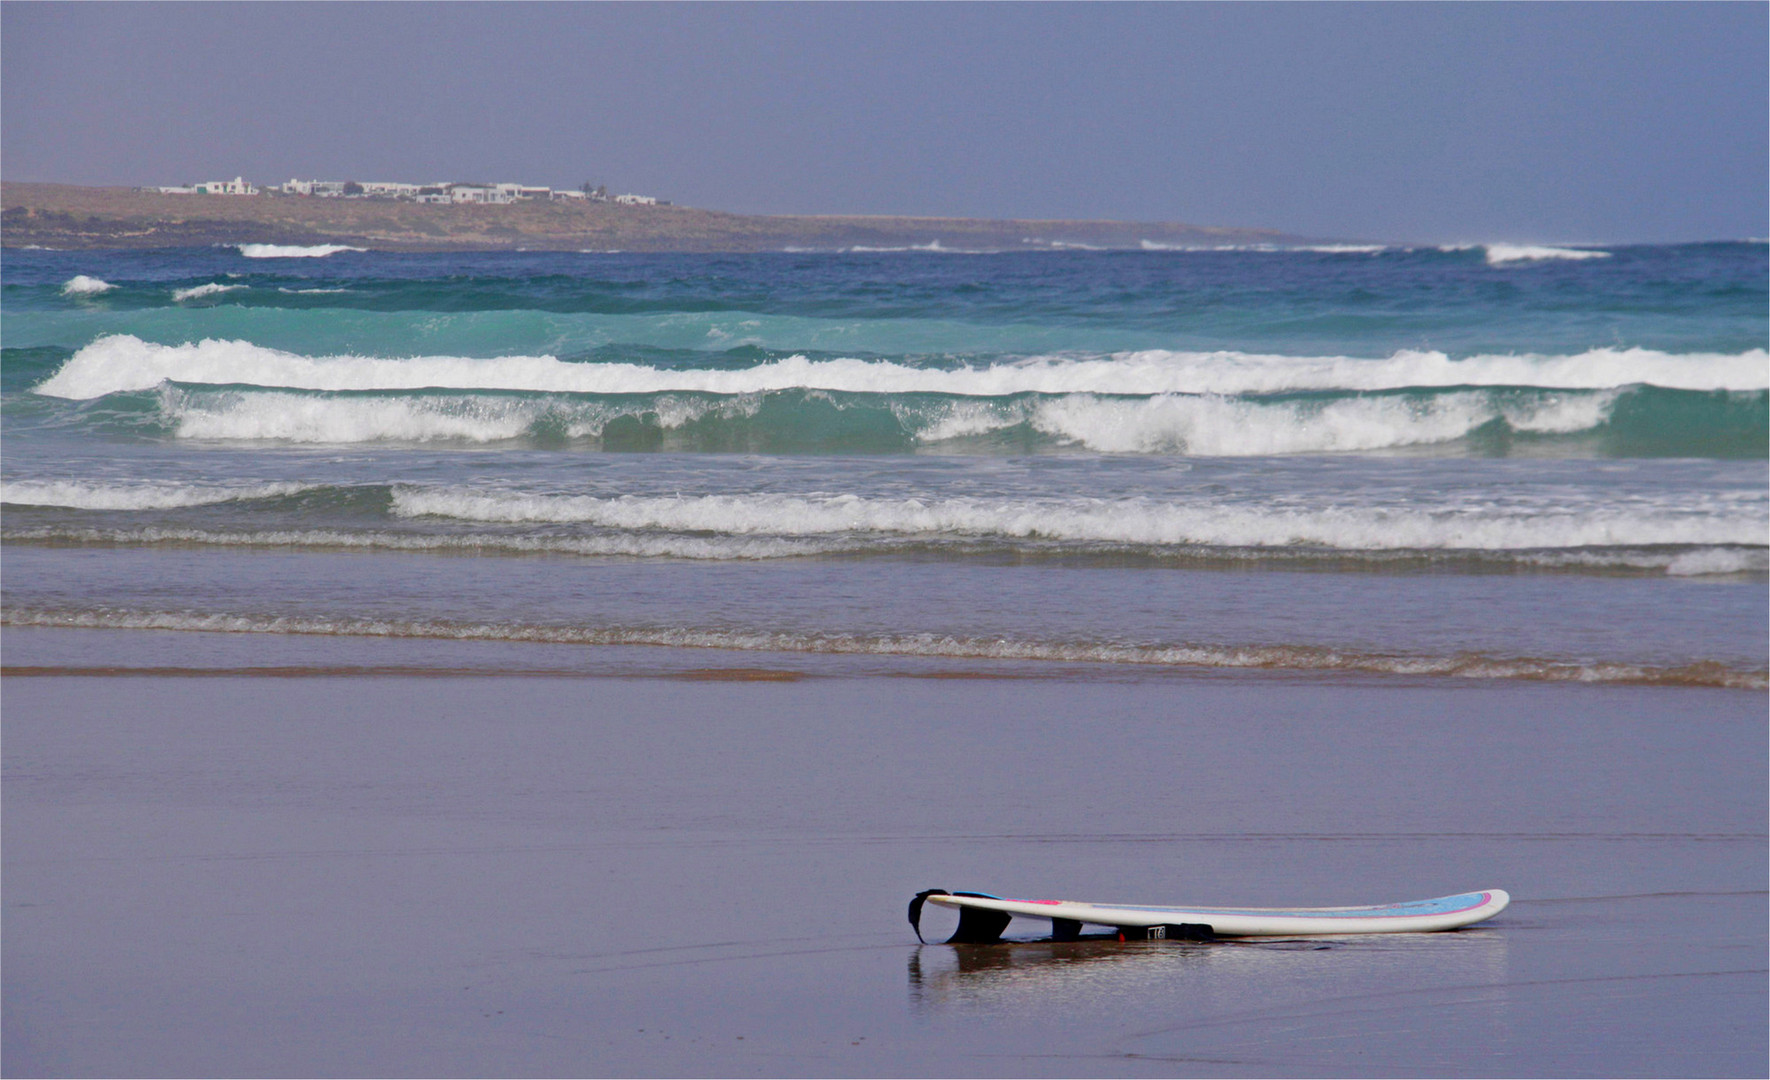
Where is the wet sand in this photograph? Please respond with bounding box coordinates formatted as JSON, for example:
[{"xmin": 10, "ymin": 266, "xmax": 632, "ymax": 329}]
[{"xmin": 3, "ymin": 631, "xmax": 1765, "ymax": 1077}]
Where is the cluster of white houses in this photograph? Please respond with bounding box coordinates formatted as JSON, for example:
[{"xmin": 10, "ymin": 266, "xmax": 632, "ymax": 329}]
[{"xmin": 153, "ymin": 177, "xmax": 664, "ymax": 205}]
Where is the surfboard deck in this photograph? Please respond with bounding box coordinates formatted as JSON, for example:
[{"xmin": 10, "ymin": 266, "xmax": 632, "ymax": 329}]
[{"xmin": 910, "ymin": 888, "xmax": 1509, "ymax": 942}]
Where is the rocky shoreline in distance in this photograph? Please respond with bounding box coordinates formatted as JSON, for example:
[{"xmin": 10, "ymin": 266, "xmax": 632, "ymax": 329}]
[{"xmin": 2, "ymin": 182, "xmax": 1313, "ymax": 253}]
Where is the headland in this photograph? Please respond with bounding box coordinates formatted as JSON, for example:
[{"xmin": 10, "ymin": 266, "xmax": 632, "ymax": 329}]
[{"xmin": 1, "ymin": 182, "xmax": 1310, "ymax": 252}]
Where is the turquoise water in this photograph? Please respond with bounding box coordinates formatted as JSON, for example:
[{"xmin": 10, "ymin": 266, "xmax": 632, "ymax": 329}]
[{"xmin": 3, "ymin": 243, "xmax": 1765, "ymax": 686}]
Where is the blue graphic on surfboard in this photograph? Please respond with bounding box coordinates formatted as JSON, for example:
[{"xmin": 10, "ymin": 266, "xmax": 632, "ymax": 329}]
[{"xmin": 909, "ymin": 888, "xmax": 1510, "ymax": 942}]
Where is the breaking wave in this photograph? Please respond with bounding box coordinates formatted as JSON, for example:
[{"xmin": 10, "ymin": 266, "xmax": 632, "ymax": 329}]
[
  {"xmin": 1478, "ymin": 244, "xmax": 1613, "ymax": 266},
  {"xmin": 5, "ymin": 522, "xmax": 1762, "ymax": 578},
  {"xmin": 32, "ymin": 335, "xmax": 1768, "ymax": 400},
  {"xmin": 4, "ymin": 607, "xmax": 1760, "ymax": 689},
  {"xmin": 387, "ymin": 487, "xmax": 1765, "ymax": 551},
  {"xmin": 0, "ymin": 479, "xmax": 315, "ymax": 510},
  {"xmin": 171, "ymin": 283, "xmax": 247, "ymax": 302},
  {"xmin": 59, "ymin": 275, "xmax": 116, "ymax": 296},
  {"xmin": 236, "ymin": 243, "xmax": 365, "ymax": 258},
  {"xmin": 129, "ymin": 382, "xmax": 1766, "ymax": 457}
]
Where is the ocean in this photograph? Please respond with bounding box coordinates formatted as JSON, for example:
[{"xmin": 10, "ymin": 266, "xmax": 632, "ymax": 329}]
[
  {"xmin": 3, "ymin": 241, "xmax": 1765, "ymax": 685},
  {"xmin": 3, "ymin": 240, "xmax": 1766, "ymax": 1076}
]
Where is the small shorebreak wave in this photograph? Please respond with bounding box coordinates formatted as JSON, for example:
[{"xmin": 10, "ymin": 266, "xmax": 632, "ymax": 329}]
[
  {"xmin": 4, "ymin": 607, "xmax": 1761, "ymax": 690},
  {"xmin": 5, "ymin": 475, "xmax": 1763, "ymax": 577},
  {"xmin": 5, "ymin": 523, "xmax": 1762, "ymax": 578}
]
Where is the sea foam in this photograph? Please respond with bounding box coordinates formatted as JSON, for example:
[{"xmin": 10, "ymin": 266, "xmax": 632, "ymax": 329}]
[
  {"xmin": 34, "ymin": 335, "xmax": 1770, "ymax": 400},
  {"xmin": 236, "ymin": 243, "xmax": 365, "ymax": 258},
  {"xmin": 1477, "ymin": 244, "xmax": 1612, "ymax": 266},
  {"xmin": 149, "ymin": 383, "xmax": 1632, "ymax": 453},
  {"xmin": 0, "ymin": 479, "xmax": 314, "ymax": 510},
  {"xmin": 60, "ymin": 275, "xmax": 117, "ymax": 296},
  {"xmin": 171, "ymin": 283, "xmax": 248, "ymax": 302},
  {"xmin": 388, "ymin": 487, "xmax": 1766, "ymax": 551}
]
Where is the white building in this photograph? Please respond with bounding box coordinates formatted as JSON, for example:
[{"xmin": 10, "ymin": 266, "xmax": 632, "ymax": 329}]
[
  {"xmin": 449, "ymin": 185, "xmax": 514, "ymax": 205},
  {"xmin": 163, "ymin": 177, "xmax": 257, "ymax": 195},
  {"xmin": 361, "ymin": 182, "xmax": 423, "ymax": 198},
  {"xmin": 192, "ymin": 177, "xmax": 258, "ymax": 195},
  {"xmin": 613, "ymin": 193, "xmax": 657, "ymax": 205}
]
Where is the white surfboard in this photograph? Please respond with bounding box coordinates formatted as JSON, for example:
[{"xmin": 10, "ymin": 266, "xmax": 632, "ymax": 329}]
[{"xmin": 910, "ymin": 888, "xmax": 1509, "ymax": 942}]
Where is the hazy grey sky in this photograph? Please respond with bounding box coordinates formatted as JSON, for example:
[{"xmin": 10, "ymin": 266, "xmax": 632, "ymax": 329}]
[{"xmin": 3, "ymin": 2, "xmax": 1764, "ymax": 242}]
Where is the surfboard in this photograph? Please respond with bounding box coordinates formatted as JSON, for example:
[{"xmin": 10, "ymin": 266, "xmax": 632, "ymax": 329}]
[{"xmin": 909, "ymin": 888, "xmax": 1510, "ymax": 942}]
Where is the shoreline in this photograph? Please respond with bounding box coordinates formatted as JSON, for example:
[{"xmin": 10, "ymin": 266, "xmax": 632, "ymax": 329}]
[{"xmin": 0, "ymin": 182, "xmax": 1317, "ymax": 252}]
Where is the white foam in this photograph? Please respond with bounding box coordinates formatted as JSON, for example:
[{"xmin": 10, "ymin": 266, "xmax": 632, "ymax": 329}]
[
  {"xmin": 148, "ymin": 386, "xmax": 1615, "ymax": 452},
  {"xmin": 847, "ymin": 240, "xmax": 986, "ymax": 253},
  {"xmin": 165, "ymin": 389, "xmax": 542, "ymax": 443},
  {"xmin": 389, "ymin": 487, "xmax": 1766, "ymax": 551},
  {"xmin": 0, "ymin": 479, "xmax": 313, "ymax": 510},
  {"xmin": 59, "ymin": 275, "xmax": 116, "ymax": 296},
  {"xmin": 236, "ymin": 243, "xmax": 365, "ymax": 258},
  {"xmin": 156, "ymin": 387, "xmax": 753, "ymax": 444},
  {"xmin": 1013, "ymin": 389, "xmax": 1620, "ymax": 454},
  {"xmin": 171, "ymin": 283, "xmax": 247, "ymax": 302},
  {"xmin": 34, "ymin": 335, "xmax": 1770, "ymax": 400},
  {"xmin": 1140, "ymin": 240, "xmax": 1389, "ymax": 254},
  {"xmin": 1478, "ymin": 244, "xmax": 1612, "ymax": 266},
  {"xmin": 891, "ymin": 389, "xmax": 1622, "ymax": 453},
  {"xmin": 277, "ymin": 287, "xmax": 351, "ymax": 294},
  {"xmin": 1664, "ymin": 548, "xmax": 1767, "ymax": 576}
]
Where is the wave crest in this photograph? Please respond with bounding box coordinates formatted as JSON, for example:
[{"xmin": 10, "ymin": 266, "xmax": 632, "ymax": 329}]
[
  {"xmin": 33, "ymin": 335, "xmax": 1768, "ymax": 401},
  {"xmin": 236, "ymin": 243, "xmax": 364, "ymax": 258},
  {"xmin": 388, "ymin": 487, "xmax": 1766, "ymax": 551},
  {"xmin": 171, "ymin": 283, "xmax": 247, "ymax": 303},
  {"xmin": 59, "ymin": 275, "xmax": 116, "ymax": 296},
  {"xmin": 1480, "ymin": 244, "xmax": 1612, "ymax": 265},
  {"xmin": 0, "ymin": 479, "xmax": 315, "ymax": 510}
]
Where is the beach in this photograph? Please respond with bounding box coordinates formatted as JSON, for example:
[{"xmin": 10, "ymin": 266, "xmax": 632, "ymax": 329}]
[
  {"xmin": 5, "ymin": 632, "xmax": 1764, "ymax": 1076},
  {"xmin": 3, "ymin": 240, "xmax": 1766, "ymax": 1076}
]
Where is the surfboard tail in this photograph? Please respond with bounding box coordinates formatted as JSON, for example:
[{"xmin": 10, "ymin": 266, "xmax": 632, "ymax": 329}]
[{"xmin": 909, "ymin": 889, "xmax": 1016, "ymax": 944}]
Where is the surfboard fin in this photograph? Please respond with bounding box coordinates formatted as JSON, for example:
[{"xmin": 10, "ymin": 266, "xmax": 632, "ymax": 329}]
[
  {"xmin": 948, "ymin": 895, "xmax": 1012, "ymax": 944},
  {"xmin": 908, "ymin": 889, "xmax": 1013, "ymax": 944},
  {"xmin": 908, "ymin": 889, "xmax": 947, "ymax": 943}
]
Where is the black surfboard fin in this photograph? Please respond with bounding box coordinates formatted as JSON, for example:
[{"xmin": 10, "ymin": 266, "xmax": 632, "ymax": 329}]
[
  {"xmin": 909, "ymin": 889, "xmax": 1012, "ymax": 944},
  {"xmin": 947, "ymin": 891, "xmax": 1012, "ymax": 944},
  {"xmin": 908, "ymin": 889, "xmax": 949, "ymax": 943}
]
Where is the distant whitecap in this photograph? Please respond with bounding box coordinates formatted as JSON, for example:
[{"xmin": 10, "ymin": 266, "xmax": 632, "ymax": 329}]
[{"xmin": 236, "ymin": 243, "xmax": 365, "ymax": 258}]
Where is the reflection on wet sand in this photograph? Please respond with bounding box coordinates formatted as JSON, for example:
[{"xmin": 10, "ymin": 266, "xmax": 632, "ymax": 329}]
[
  {"xmin": 909, "ymin": 931, "xmax": 1510, "ymax": 1022},
  {"xmin": 909, "ymin": 939, "xmax": 1274, "ymax": 1010}
]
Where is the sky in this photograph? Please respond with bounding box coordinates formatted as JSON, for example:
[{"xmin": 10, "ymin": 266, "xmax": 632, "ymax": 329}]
[{"xmin": 3, "ymin": 2, "xmax": 1765, "ymax": 243}]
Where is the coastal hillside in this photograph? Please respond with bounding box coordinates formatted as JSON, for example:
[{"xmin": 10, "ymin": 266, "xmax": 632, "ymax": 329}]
[{"xmin": 0, "ymin": 182, "xmax": 1306, "ymax": 252}]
